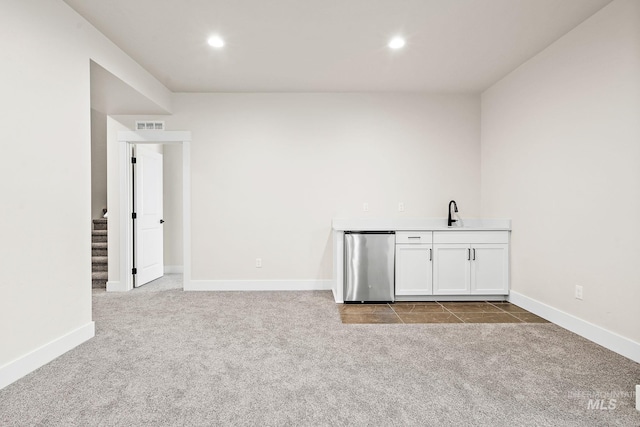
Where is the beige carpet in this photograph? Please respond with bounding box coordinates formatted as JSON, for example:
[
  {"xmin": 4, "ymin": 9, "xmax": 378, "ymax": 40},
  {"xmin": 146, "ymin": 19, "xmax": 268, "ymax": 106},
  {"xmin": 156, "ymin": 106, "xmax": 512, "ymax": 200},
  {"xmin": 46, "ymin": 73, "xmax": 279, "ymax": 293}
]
[{"xmin": 1, "ymin": 279, "xmax": 638, "ymax": 426}]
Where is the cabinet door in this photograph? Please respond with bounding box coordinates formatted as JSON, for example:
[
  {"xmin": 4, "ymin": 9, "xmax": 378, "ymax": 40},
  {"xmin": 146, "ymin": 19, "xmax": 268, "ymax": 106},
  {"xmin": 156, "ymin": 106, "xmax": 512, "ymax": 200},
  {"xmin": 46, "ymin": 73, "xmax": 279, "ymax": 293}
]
[
  {"xmin": 433, "ymin": 244, "xmax": 470, "ymax": 295},
  {"xmin": 470, "ymin": 244, "xmax": 509, "ymax": 295},
  {"xmin": 395, "ymin": 244, "xmax": 432, "ymax": 295}
]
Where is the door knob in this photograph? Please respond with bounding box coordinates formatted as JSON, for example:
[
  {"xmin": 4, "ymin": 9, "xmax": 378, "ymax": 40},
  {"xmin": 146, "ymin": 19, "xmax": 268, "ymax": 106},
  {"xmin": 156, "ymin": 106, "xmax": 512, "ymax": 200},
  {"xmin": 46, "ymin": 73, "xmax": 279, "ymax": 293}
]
[{"xmin": 160, "ymin": 219, "xmax": 165, "ymax": 224}]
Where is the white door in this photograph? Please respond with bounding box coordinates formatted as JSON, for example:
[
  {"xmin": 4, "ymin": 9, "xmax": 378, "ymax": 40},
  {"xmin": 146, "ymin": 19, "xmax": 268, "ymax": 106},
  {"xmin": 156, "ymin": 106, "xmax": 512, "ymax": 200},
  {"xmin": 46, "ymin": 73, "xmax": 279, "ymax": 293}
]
[
  {"xmin": 470, "ymin": 244, "xmax": 509, "ymax": 294},
  {"xmin": 433, "ymin": 244, "xmax": 470, "ymax": 295},
  {"xmin": 395, "ymin": 244, "xmax": 433, "ymax": 295},
  {"xmin": 134, "ymin": 146, "xmax": 164, "ymax": 287}
]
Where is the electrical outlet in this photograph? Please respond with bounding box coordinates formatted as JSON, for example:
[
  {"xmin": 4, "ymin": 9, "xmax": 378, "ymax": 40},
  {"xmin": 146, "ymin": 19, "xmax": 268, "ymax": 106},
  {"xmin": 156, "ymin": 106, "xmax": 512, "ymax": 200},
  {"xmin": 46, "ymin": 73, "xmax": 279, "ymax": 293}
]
[
  {"xmin": 363, "ymin": 202, "xmax": 369, "ymax": 212},
  {"xmin": 398, "ymin": 202, "xmax": 405, "ymax": 212},
  {"xmin": 575, "ymin": 285, "xmax": 583, "ymax": 300},
  {"xmin": 256, "ymin": 258, "xmax": 262, "ymax": 268}
]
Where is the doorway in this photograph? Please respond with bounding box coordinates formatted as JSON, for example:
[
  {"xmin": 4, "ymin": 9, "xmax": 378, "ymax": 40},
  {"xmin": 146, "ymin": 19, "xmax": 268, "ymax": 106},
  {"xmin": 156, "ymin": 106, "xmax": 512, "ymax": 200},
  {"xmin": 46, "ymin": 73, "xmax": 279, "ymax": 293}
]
[{"xmin": 112, "ymin": 130, "xmax": 191, "ymax": 292}]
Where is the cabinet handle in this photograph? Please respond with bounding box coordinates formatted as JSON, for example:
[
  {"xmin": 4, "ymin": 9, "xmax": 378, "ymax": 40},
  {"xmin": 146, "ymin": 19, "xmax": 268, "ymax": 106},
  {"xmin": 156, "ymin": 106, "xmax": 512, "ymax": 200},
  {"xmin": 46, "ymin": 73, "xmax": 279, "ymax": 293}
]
[
  {"xmin": 429, "ymin": 248, "xmax": 432, "ymax": 261},
  {"xmin": 408, "ymin": 236, "xmax": 421, "ymax": 239},
  {"xmin": 467, "ymin": 248, "xmax": 471, "ymax": 260},
  {"xmin": 473, "ymin": 248, "xmax": 476, "ymax": 260}
]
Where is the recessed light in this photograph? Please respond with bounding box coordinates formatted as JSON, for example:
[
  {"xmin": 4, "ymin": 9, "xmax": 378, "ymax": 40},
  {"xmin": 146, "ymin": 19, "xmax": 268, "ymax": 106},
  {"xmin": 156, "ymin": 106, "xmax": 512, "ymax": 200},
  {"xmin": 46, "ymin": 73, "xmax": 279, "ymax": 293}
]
[
  {"xmin": 207, "ymin": 35, "xmax": 225, "ymax": 48},
  {"xmin": 388, "ymin": 36, "xmax": 406, "ymax": 50}
]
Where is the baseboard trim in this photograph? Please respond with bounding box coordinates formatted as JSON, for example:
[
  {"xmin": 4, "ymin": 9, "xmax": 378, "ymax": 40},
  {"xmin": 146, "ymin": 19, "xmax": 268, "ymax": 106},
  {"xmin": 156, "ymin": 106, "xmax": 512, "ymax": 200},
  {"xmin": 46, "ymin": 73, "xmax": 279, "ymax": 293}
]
[
  {"xmin": 106, "ymin": 280, "xmax": 127, "ymax": 292},
  {"xmin": 509, "ymin": 291, "xmax": 640, "ymax": 363},
  {"xmin": 185, "ymin": 280, "xmax": 333, "ymax": 292},
  {"xmin": 164, "ymin": 266, "xmax": 183, "ymax": 274},
  {"xmin": 0, "ymin": 322, "xmax": 95, "ymax": 390}
]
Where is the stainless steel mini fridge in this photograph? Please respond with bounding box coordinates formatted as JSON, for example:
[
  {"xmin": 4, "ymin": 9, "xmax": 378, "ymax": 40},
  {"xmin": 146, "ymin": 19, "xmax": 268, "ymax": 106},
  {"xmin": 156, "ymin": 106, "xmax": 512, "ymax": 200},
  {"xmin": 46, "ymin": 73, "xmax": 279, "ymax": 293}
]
[{"xmin": 344, "ymin": 231, "xmax": 395, "ymax": 303}]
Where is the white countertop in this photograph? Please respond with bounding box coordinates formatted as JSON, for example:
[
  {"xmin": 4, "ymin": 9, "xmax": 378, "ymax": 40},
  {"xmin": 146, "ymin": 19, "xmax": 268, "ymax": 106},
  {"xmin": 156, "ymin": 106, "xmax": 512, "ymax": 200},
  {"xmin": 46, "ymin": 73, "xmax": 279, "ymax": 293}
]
[{"xmin": 332, "ymin": 218, "xmax": 511, "ymax": 231}]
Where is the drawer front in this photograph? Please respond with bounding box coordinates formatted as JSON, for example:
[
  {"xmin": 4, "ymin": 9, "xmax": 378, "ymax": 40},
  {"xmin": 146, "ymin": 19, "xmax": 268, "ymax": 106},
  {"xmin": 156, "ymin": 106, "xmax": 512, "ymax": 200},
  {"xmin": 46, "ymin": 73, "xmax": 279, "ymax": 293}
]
[
  {"xmin": 433, "ymin": 231, "xmax": 509, "ymax": 244},
  {"xmin": 396, "ymin": 231, "xmax": 433, "ymax": 244}
]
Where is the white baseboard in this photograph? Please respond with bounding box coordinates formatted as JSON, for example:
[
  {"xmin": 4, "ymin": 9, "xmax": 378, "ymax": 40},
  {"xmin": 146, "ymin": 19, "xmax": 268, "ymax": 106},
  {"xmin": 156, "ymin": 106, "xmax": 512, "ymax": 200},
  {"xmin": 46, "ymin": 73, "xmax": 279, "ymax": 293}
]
[
  {"xmin": 509, "ymin": 291, "xmax": 640, "ymax": 364},
  {"xmin": 0, "ymin": 322, "xmax": 95, "ymax": 390},
  {"xmin": 185, "ymin": 280, "xmax": 333, "ymax": 292},
  {"xmin": 164, "ymin": 265, "xmax": 183, "ymax": 274},
  {"xmin": 106, "ymin": 280, "xmax": 127, "ymax": 292}
]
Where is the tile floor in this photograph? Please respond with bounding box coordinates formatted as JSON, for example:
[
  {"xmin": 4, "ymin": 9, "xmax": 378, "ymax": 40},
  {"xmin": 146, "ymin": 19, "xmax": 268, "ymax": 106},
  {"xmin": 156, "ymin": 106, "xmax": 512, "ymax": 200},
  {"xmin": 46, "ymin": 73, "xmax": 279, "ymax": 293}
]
[{"xmin": 339, "ymin": 301, "xmax": 549, "ymax": 324}]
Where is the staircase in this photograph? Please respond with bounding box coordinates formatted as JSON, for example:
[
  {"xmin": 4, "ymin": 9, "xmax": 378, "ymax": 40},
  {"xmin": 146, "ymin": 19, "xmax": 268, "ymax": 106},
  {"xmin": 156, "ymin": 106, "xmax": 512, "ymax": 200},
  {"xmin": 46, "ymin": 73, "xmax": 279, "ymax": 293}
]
[{"xmin": 92, "ymin": 218, "xmax": 108, "ymax": 288}]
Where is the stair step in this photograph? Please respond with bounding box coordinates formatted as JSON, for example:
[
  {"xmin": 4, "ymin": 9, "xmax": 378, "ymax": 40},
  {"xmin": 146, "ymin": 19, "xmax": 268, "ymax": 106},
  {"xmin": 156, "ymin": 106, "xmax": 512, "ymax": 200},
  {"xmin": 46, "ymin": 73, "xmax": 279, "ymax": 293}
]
[
  {"xmin": 91, "ymin": 219, "xmax": 108, "ymax": 288},
  {"xmin": 92, "ymin": 271, "xmax": 108, "ymax": 280},
  {"xmin": 92, "ymin": 248, "xmax": 108, "ymax": 257},
  {"xmin": 92, "ymin": 255, "xmax": 108, "ymax": 272},
  {"xmin": 93, "ymin": 218, "xmax": 108, "ymax": 231},
  {"xmin": 92, "ymin": 242, "xmax": 107, "ymax": 256},
  {"xmin": 91, "ymin": 242, "xmax": 109, "ymax": 252},
  {"xmin": 91, "ymin": 218, "xmax": 109, "ymax": 288},
  {"xmin": 92, "ymin": 230, "xmax": 107, "ymax": 243},
  {"xmin": 92, "ymin": 279, "xmax": 107, "ymax": 289}
]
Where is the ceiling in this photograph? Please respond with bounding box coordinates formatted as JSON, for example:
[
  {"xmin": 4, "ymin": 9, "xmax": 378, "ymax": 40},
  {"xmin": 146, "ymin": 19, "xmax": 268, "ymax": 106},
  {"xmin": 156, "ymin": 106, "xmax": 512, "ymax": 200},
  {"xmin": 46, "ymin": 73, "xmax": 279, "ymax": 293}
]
[{"xmin": 65, "ymin": 0, "xmax": 612, "ymax": 93}]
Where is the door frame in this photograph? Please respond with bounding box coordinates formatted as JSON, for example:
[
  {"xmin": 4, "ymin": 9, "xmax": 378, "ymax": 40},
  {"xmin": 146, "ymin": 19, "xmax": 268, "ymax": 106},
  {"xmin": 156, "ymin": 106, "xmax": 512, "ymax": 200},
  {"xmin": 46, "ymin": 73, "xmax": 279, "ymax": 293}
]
[{"xmin": 115, "ymin": 130, "xmax": 191, "ymax": 291}]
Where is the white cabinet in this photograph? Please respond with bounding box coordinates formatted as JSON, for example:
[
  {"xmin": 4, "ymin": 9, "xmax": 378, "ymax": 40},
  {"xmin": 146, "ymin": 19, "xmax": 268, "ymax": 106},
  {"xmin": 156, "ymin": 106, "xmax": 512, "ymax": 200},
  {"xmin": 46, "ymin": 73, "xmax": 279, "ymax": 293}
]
[
  {"xmin": 395, "ymin": 232, "xmax": 433, "ymax": 296},
  {"xmin": 396, "ymin": 245, "xmax": 433, "ymax": 295},
  {"xmin": 432, "ymin": 232, "xmax": 509, "ymax": 296},
  {"xmin": 332, "ymin": 219, "xmax": 512, "ymax": 303},
  {"xmin": 392, "ymin": 230, "xmax": 509, "ymax": 298},
  {"xmin": 470, "ymin": 244, "xmax": 509, "ymax": 294},
  {"xmin": 432, "ymin": 244, "xmax": 471, "ymax": 294}
]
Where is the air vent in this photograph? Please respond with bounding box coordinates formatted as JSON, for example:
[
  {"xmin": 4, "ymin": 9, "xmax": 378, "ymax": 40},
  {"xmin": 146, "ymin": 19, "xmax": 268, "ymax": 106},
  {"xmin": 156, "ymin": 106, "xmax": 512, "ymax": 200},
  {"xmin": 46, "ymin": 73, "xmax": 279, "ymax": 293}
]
[{"xmin": 135, "ymin": 121, "xmax": 165, "ymax": 131}]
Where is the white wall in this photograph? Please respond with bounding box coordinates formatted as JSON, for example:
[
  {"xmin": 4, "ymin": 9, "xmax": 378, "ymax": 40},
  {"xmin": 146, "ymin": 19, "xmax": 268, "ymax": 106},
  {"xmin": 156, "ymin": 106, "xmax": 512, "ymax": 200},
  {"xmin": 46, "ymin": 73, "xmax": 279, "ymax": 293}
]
[
  {"xmin": 106, "ymin": 117, "xmax": 131, "ymax": 284},
  {"xmin": 165, "ymin": 93, "xmax": 480, "ymax": 280},
  {"xmin": 91, "ymin": 109, "xmax": 108, "ymax": 219},
  {"xmin": 0, "ymin": 0, "xmax": 170, "ymax": 382},
  {"xmin": 163, "ymin": 145, "xmax": 183, "ymax": 269},
  {"xmin": 481, "ymin": 0, "xmax": 640, "ymax": 343}
]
